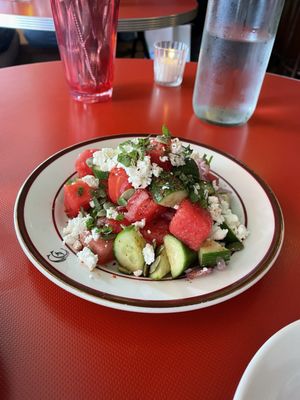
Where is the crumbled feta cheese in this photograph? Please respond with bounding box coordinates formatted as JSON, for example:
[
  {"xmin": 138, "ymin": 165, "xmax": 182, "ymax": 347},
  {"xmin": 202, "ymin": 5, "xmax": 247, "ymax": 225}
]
[
  {"xmin": 207, "ymin": 195, "xmax": 249, "ymax": 240},
  {"xmin": 169, "ymin": 138, "xmax": 186, "ymax": 167},
  {"xmin": 210, "ymin": 224, "xmax": 228, "ymax": 241},
  {"xmin": 106, "ymin": 207, "xmax": 119, "ymax": 220},
  {"xmin": 147, "ymin": 229, "xmax": 152, "ymax": 234},
  {"xmin": 236, "ymin": 224, "xmax": 249, "ymax": 241},
  {"xmin": 208, "ymin": 196, "xmax": 249, "ymax": 241},
  {"xmin": 159, "ymin": 155, "xmax": 169, "ymax": 162},
  {"xmin": 190, "ymin": 151, "xmax": 202, "ymax": 164},
  {"xmin": 124, "ymin": 155, "xmax": 152, "ymax": 189},
  {"xmin": 152, "ymin": 162, "xmax": 163, "ymax": 177},
  {"xmin": 91, "ymin": 228, "xmax": 100, "ymax": 241},
  {"xmin": 173, "ymin": 204, "xmax": 179, "ymax": 210},
  {"xmin": 93, "ymin": 148, "xmax": 118, "ymax": 172},
  {"xmin": 133, "ymin": 269, "xmax": 143, "ymax": 277},
  {"xmin": 117, "ymin": 143, "xmax": 135, "ymax": 153},
  {"xmin": 72, "ymin": 240, "xmax": 83, "ymax": 252},
  {"xmin": 62, "ymin": 213, "xmax": 90, "ymax": 246},
  {"xmin": 208, "ymin": 196, "xmax": 224, "ymax": 224},
  {"xmin": 224, "ymin": 213, "xmax": 240, "ymax": 228},
  {"xmin": 169, "ymin": 153, "xmax": 185, "ymax": 167},
  {"xmin": 142, "ymin": 243, "xmax": 155, "ymax": 265},
  {"xmin": 84, "ymin": 234, "xmax": 93, "ymax": 245},
  {"xmin": 80, "ymin": 175, "xmax": 99, "ymax": 188},
  {"xmin": 89, "ymin": 200, "xmax": 95, "ymax": 208},
  {"xmin": 170, "ymin": 138, "xmax": 183, "ymax": 154},
  {"xmin": 132, "ymin": 219, "xmax": 146, "ymax": 229},
  {"xmin": 208, "ymin": 196, "xmax": 219, "ymax": 204},
  {"xmin": 220, "ymin": 199, "xmax": 230, "ymax": 214},
  {"xmin": 193, "ymin": 183, "xmax": 200, "ymax": 195},
  {"xmin": 77, "ymin": 247, "xmax": 98, "ymax": 271}
]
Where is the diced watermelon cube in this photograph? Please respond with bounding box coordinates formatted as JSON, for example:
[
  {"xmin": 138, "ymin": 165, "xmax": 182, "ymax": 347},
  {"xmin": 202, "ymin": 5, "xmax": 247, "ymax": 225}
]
[
  {"xmin": 125, "ymin": 189, "xmax": 164, "ymax": 223},
  {"xmin": 64, "ymin": 181, "xmax": 93, "ymax": 218},
  {"xmin": 75, "ymin": 149, "xmax": 99, "ymax": 177},
  {"xmin": 141, "ymin": 216, "xmax": 170, "ymax": 245},
  {"xmin": 169, "ymin": 199, "xmax": 212, "ymax": 251},
  {"xmin": 147, "ymin": 139, "xmax": 172, "ymax": 171}
]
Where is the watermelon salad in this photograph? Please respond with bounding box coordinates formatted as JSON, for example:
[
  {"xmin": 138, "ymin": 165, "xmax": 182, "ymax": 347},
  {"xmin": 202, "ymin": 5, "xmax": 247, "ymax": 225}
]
[{"xmin": 62, "ymin": 127, "xmax": 249, "ymax": 280}]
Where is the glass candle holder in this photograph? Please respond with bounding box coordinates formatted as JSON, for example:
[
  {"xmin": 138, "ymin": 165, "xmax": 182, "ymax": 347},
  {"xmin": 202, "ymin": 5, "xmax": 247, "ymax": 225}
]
[{"xmin": 154, "ymin": 41, "xmax": 188, "ymax": 87}]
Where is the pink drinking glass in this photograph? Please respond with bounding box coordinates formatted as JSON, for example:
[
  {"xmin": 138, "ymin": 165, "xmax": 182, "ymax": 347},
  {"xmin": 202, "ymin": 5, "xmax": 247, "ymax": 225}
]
[{"xmin": 51, "ymin": 0, "xmax": 120, "ymax": 103}]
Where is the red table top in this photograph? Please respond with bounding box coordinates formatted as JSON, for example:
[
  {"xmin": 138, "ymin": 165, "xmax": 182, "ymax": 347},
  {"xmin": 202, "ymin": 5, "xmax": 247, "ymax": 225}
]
[{"xmin": 1, "ymin": 59, "xmax": 300, "ymax": 399}]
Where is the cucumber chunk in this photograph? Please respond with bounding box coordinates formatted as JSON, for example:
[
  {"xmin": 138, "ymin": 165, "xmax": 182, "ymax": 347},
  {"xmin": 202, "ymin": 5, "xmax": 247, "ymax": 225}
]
[
  {"xmin": 118, "ymin": 265, "xmax": 132, "ymax": 275},
  {"xmin": 226, "ymin": 241, "xmax": 244, "ymax": 252},
  {"xmin": 149, "ymin": 246, "xmax": 171, "ymax": 280},
  {"xmin": 164, "ymin": 235, "xmax": 197, "ymax": 278},
  {"xmin": 198, "ymin": 239, "xmax": 230, "ymax": 267},
  {"xmin": 221, "ymin": 222, "xmax": 240, "ymax": 243},
  {"xmin": 114, "ymin": 227, "xmax": 146, "ymax": 272},
  {"xmin": 117, "ymin": 188, "xmax": 135, "ymax": 206},
  {"xmin": 150, "ymin": 173, "xmax": 188, "ymax": 207}
]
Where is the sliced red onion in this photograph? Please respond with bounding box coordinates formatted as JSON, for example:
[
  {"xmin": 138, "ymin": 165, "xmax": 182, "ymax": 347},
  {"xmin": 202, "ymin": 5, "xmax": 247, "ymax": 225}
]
[
  {"xmin": 216, "ymin": 257, "xmax": 227, "ymax": 270},
  {"xmin": 185, "ymin": 267, "xmax": 213, "ymax": 280},
  {"xmin": 199, "ymin": 160, "xmax": 210, "ymax": 178}
]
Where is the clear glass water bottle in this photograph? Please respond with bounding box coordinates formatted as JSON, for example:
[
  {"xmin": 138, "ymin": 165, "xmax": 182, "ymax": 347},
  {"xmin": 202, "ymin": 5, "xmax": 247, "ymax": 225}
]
[{"xmin": 193, "ymin": 0, "xmax": 285, "ymax": 125}]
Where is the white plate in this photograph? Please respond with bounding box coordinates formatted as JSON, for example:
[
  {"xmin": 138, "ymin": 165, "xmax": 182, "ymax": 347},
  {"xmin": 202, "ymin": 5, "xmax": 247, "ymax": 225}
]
[
  {"xmin": 14, "ymin": 135, "xmax": 284, "ymax": 313},
  {"xmin": 234, "ymin": 320, "xmax": 300, "ymax": 400}
]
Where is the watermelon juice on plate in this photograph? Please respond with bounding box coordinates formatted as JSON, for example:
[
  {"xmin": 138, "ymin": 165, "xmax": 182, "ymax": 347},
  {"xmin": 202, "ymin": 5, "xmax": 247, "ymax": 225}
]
[{"xmin": 62, "ymin": 126, "xmax": 249, "ymax": 280}]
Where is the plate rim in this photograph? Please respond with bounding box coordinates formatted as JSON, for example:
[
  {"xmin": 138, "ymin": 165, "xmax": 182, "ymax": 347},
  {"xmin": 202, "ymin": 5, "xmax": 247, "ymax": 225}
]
[
  {"xmin": 14, "ymin": 134, "xmax": 284, "ymax": 312},
  {"xmin": 233, "ymin": 319, "xmax": 300, "ymax": 399}
]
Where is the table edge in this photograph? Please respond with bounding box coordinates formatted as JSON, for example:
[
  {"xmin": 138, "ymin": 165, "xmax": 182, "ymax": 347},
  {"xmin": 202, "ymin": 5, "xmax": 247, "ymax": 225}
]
[{"xmin": 0, "ymin": 8, "xmax": 198, "ymax": 32}]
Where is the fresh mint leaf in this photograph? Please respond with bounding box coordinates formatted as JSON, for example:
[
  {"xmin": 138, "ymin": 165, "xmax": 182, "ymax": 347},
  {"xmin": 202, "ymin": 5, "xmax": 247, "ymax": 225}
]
[
  {"xmin": 117, "ymin": 137, "xmax": 150, "ymax": 167},
  {"xmin": 66, "ymin": 178, "xmax": 76, "ymax": 185},
  {"xmin": 92, "ymin": 187, "xmax": 107, "ymax": 199},
  {"xmin": 117, "ymin": 153, "xmax": 132, "ymax": 167},
  {"xmin": 162, "ymin": 124, "xmax": 171, "ymax": 138},
  {"xmin": 85, "ymin": 217, "xmax": 95, "ymax": 230},
  {"xmin": 183, "ymin": 145, "xmax": 193, "ymax": 158},
  {"xmin": 77, "ymin": 186, "xmax": 84, "ymax": 196},
  {"xmin": 116, "ymin": 214, "xmax": 124, "ymax": 221},
  {"xmin": 92, "ymin": 167, "xmax": 109, "ymax": 180},
  {"xmin": 202, "ymin": 153, "xmax": 213, "ymax": 166}
]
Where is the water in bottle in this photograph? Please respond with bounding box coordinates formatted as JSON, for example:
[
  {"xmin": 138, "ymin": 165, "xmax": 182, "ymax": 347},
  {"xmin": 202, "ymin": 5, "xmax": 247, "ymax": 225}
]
[{"xmin": 192, "ymin": 0, "xmax": 284, "ymax": 125}]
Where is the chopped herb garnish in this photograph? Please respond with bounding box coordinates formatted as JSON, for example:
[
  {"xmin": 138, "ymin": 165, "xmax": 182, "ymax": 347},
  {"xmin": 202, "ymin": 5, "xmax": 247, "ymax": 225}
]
[
  {"xmin": 101, "ymin": 225, "xmax": 113, "ymax": 235},
  {"xmin": 92, "ymin": 187, "xmax": 107, "ymax": 199},
  {"xmin": 92, "ymin": 167, "xmax": 109, "ymax": 180},
  {"xmin": 86, "ymin": 157, "xmax": 93, "ymax": 168},
  {"xmin": 203, "ymin": 153, "xmax": 213, "ymax": 166},
  {"xmin": 162, "ymin": 124, "xmax": 171, "ymax": 138},
  {"xmin": 117, "ymin": 153, "xmax": 134, "ymax": 167},
  {"xmin": 174, "ymin": 158, "xmax": 199, "ymax": 180},
  {"xmin": 156, "ymin": 124, "xmax": 172, "ymax": 144},
  {"xmin": 77, "ymin": 186, "xmax": 84, "ymax": 196},
  {"xmin": 174, "ymin": 161, "xmax": 215, "ymax": 208},
  {"xmin": 66, "ymin": 178, "xmax": 76, "ymax": 185},
  {"xmin": 117, "ymin": 137, "xmax": 151, "ymax": 167},
  {"xmin": 183, "ymin": 145, "xmax": 193, "ymax": 158},
  {"xmin": 86, "ymin": 217, "xmax": 95, "ymax": 230},
  {"xmin": 116, "ymin": 214, "xmax": 124, "ymax": 221},
  {"xmin": 96, "ymin": 209, "xmax": 107, "ymax": 217}
]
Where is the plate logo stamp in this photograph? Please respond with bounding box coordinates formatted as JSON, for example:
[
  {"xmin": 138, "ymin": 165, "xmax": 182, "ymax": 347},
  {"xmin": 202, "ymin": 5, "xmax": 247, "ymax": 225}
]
[{"xmin": 47, "ymin": 248, "xmax": 69, "ymax": 262}]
